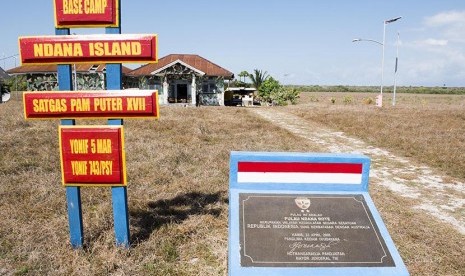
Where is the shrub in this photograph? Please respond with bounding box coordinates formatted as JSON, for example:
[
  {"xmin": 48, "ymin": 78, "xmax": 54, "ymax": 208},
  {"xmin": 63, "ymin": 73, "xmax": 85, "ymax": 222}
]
[
  {"xmin": 259, "ymin": 77, "xmax": 300, "ymax": 106},
  {"xmin": 363, "ymin": 97, "xmax": 374, "ymax": 105},
  {"xmin": 343, "ymin": 95, "xmax": 354, "ymax": 105}
]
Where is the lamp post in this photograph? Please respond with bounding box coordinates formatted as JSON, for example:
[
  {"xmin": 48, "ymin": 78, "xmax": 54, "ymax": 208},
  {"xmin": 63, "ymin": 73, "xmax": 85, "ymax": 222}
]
[
  {"xmin": 392, "ymin": 32, "xmax": 400, "ymax": 106},
  {"xmin": 381, "ymin": 16, "xmax": 402, "ymax": 106},
  {"xmin": 352, "ymin": 38, "xmax": 383, "ymax": 106},
  {"xmin": 353, "ymin": 16, "xmax": 402, "ymax": 107},
  {"xmin": 352, "ymin": 38, "xmax": 383, "ymax": 46}
]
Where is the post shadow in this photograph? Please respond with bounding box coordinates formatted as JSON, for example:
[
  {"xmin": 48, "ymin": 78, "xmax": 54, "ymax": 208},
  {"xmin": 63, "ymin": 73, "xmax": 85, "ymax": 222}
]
[{"xmin": 129, "ymin": 191, "xmax": 228, "ymax": 244}]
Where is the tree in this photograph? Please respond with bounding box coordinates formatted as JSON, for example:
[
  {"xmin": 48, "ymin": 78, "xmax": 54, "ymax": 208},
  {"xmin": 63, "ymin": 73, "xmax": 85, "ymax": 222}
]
[
  {"xmin": 258, "ymin": 76, "xmax": 300, "ymax": 106},
  {"xmin": 238, "ymin": 70, "xmax": 249, "ymax": 83},
  {"xmin": 248, "ymin": 69, "xmax": 269, "ymax": 90},
  {"xmin": 258, "ymin": 76, "xmax": 280, "ymax": 102}
]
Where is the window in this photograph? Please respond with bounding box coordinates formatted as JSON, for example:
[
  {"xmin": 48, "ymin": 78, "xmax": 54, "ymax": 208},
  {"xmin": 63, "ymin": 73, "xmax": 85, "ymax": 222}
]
[{"xmin": 202, "ymin": 82, "xmax": 218, "ymax": 94}]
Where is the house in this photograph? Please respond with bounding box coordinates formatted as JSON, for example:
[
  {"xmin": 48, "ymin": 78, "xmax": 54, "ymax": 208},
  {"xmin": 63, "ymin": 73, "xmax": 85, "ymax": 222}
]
[
  {"xmin": 7, "ymin": 64, "xmax": 132, "ymax": 91},
  {"xmin": 127, "ymin": 54, "xmax": 234, "ymax": 106},
  {"xmin": 0, "ymin": 67, "xmax": 11, "ymax": 103},
  {"xmin": 0, "ymin": 66, "xmax": 11, "ymax": 82}
]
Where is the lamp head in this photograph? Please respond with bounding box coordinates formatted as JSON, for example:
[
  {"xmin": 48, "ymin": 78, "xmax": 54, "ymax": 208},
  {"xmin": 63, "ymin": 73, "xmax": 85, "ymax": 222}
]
[{"xmin": 385, "ymin": 16, "xmax": 402, "ymax": 24}]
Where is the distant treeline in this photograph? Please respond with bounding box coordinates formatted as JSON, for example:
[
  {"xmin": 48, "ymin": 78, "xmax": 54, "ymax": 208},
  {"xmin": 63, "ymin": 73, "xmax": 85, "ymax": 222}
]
[{"xmin": 287, "ymin": 85, "xmax": 465, "ymax": 95}]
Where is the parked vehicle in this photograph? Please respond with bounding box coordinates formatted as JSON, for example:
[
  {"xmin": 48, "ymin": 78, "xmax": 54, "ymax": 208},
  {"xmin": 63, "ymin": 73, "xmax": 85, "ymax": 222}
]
[{"xmin": 0, "ymin": 82, "xmax": 11, "ymax": 103}]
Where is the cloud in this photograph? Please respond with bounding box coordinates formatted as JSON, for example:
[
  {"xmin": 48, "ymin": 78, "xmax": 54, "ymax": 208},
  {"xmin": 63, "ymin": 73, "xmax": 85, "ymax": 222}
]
[
  {"xmin": 424, "ymin": 10, "xmax": 465, "ymax": 43},
  {"xmin": 421, "ymin": 38, "xmax": 448, "ymax": 47},
  {"xmin": 424, "ymin": 10, "xmax": 465, "ymax": 27}
]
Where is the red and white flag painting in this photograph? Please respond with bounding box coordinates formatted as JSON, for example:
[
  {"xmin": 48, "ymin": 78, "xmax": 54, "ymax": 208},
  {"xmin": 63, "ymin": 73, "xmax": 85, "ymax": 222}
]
[{"xmin": 237, "ymin": 162, "xmax": 363, "ymax": 184}]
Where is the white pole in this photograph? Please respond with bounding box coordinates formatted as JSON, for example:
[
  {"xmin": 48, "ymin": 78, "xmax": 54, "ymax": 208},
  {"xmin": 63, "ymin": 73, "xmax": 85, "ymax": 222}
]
[
  {"xmin": 393, "ymin": 32, "xmax": 400, "ymax": 106},
  {"xmin": 380, "ymin": 16, "xmax": 401, "ymax": 107},
  {"xmin": 380, "ymin": 21, "xmax": 386, "ymax": 107}
]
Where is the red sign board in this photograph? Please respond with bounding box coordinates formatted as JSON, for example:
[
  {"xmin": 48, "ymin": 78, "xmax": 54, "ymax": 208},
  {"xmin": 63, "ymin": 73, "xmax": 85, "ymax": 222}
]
[
  {"xmin": 54, "ymin": 0, "xmax": 119, "ymax": 28},
  {"xmin": 19, "ymin": 34, "xmax": 157, "ymax": 64},
  {"xmin": 23, "ymin": 90, "xmax": 159, "ymax": 119},
  {"xmin": 59, "ymin": 126, "xmax": 126, "ymax": 186}
]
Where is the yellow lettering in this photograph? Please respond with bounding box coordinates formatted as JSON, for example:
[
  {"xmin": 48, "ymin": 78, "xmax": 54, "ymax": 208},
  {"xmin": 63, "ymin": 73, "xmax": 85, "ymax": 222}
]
[
  {"xmin": 63, "ymin": 0, "xmax": 83, "ymax": 15},
  {"xmin": 74, "ymin": 43, "xmax": 83, "ymax": 56},
  {"xmin": 93, "ymin": 98, "xmax": 122, "ymax": 111},
  {"xmin": 33, "ymin": 99, "xmax": 39, "ymax": 112},
  {"xmin": 121, "ymin": 42, "xmax": 130, "ymax": 56},
  {"xmin": 63, "ymin": 43, "xmax": 72, "ymax": 57},
  {"xmin": 55, "ymin": 44, "xmax": 63, "ymax": 57},
  {"xmin": 70, "ymin": 98, "xmax": 90, "ymax": 112},
  {"xmin": 44, "ymin": 44, "xmax": 54, "ymax": 57},
  {"xmin": 33, "ymin": 43, "xmax": 82, "ymax": 58},
  {"xmin": 33, "ymin": 44, "xmax": 43, "ymax": 57},
  {"xmin": 60, "ymin": 99, "xmax": 68, "ymax": 111},
  {"xmin": 112, "ymin": 42, "xmax": 121, "ymax": 56},
  {"xmin": 127, "ymin": 97, "xmax": 146, "ymax": 111},
  {"xmin": 84, "ymin": 0, "xmax": 89, "ymax": 13},
  {"xmin": 31, "ymin": 99, "xmax": 67, "ymax": 113},
  {"xmin": 88, "ymin": 42, "xmax": 142, "ymax": 57},
  {"xmin": 96, "ymin": 139, "xmax": 112, "ymax": 153},
  {"xmin": 70, "ymin": 139, "xmax": 89, "ymax": 154},
  {"xmin": 71, "ymin": 161, "xmax": 88, "ymax": 175},
  {"xmin": 91, "ymin": 42, "xmax": 104, "ymax": 56},
  {"xmin": 84, "ymin": 0, "xmax": 107, "ymax": 14},
  {"xmin": 63, "ymin": 0, "xmax": 68, "ymax": 14},
  {"xmin": 132, "ymin": 42, "xmax": 141, "ymax": 55},
  {"xmin": 38, "ymin": 99, "xmax": 47, "ymax": 112},
  {"xmin": 89, "ymin": 160, "xmax": 113, "ymax": 175}
]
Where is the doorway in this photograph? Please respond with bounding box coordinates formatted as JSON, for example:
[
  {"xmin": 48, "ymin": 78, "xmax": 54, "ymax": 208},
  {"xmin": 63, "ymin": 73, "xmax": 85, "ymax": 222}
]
[{"xmin": 177, "ymin": 84, "xmax": 188, "ymax": 103}]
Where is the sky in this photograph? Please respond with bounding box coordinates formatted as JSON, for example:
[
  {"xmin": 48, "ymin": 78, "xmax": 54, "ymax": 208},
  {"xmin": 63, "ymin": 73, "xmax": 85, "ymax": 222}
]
[{"xmin": 1, "ymin": 0, "xmax": 465, "ymax": 87}]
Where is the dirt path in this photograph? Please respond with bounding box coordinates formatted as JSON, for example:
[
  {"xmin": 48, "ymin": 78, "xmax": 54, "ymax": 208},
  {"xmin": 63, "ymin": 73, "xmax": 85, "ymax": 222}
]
[{"xmin": 250, "ymin": 108, "xmax": 465, "ymax": 234}]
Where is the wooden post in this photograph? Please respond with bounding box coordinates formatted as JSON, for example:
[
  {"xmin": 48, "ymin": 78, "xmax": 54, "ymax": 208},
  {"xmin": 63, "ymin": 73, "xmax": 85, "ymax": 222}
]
[
  {"xmin": 56, "ymin": 28, "xmax": 83, "ymax": 249},
  {"xmin": 106, "ymin": 12, "xmax": 130, "ymax": 247}
]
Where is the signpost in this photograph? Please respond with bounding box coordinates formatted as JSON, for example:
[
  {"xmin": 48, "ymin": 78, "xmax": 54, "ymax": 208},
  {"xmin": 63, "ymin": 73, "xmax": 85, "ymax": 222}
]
[
  {"xmin": 59, "ymin": 126, "xmax": 126, "ymax": 186},
  {"xmin": 19, "ymin": 34, "xmax": 157, "ymax": 64},
  {"xmin": 19, "ymin": 0, "xmax": 158, "ymax": 248},
  {"xmin": 54, "ymin": 0, "xmax": 119, "ymax": 28},
  {"xmin": 229, "ymin": 152, "xmax": 409, "ymax": 276},
  {"xmin": 23, "ymin": 90, "xmax": 159, "ymax": 119}
]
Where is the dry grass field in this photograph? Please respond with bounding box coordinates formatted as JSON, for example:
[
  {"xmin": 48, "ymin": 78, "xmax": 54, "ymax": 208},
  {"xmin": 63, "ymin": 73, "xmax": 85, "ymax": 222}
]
[
  {"xmin": 0, "ymin": 92, "xmax": 464, "ymax": 275},
  {"xmin": 290, "ymin": 92, "xmax": 465, "ymax": 180}
]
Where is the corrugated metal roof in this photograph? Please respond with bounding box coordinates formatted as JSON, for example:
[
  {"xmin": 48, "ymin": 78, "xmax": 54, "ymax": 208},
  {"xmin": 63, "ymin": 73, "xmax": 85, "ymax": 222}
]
[{"xmin": 128, "ymin": 54, "xmax": 234, "ymax": 79}]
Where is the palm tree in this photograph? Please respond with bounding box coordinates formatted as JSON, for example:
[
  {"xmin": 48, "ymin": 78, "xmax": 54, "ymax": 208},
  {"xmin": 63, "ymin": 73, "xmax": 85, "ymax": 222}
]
[
  {"xmin": 238, "ymin": 70, "xmax": 249, "ymax": 83},
  {"xmin": 248, "ymin": 69, "xmax": 269, "ymax": 90}
]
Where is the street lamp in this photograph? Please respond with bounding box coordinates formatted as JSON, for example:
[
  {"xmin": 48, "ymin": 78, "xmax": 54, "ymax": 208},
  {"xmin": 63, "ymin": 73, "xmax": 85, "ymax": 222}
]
[
  {"xmin": 352, "ymin": 38, "xmax": 383, "ymax": 106},
  {"xmin": 392, "ymin": 32, "xmax": 400, "ymax": 106},
  {"xmin": 352, "ymin": 38, "xmax": 383, "ymax": 45},
  {"xmin": 353, "ymin": 16, "xmax": 402, "ymax": 107},
  {"xmin": 381, "ymin": 16, "xmax": 402, "ymax": 106}
]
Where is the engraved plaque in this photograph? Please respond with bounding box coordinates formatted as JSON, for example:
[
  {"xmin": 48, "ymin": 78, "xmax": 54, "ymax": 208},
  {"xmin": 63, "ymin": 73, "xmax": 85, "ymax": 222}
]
[{"xmin": 239, "ymin": 194, "xmax": 395, "ymax": 267}]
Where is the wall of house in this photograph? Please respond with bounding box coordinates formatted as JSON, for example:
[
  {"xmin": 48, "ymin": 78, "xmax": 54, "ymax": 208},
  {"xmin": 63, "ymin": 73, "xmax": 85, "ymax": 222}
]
[
  {"xmin": 26, "ymin": 73, "xmax": 105, "ymax": 91},
  {"xmin": 136, "ymin": 75, "xmax": 226, "ymax": 106},
  {"xmin": 27, "ymin": 74, "xmax": 58, "ymax": 91},
  {"xmin": 198, "ymin": 77, "xmax": 225, "ymax": 106}
]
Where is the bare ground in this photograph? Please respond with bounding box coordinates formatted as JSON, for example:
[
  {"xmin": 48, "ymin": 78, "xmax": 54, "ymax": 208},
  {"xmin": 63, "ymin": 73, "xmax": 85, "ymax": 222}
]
[{"xmin": 250, "ymin": 107, "xmax": 465, "ymax": 235}]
